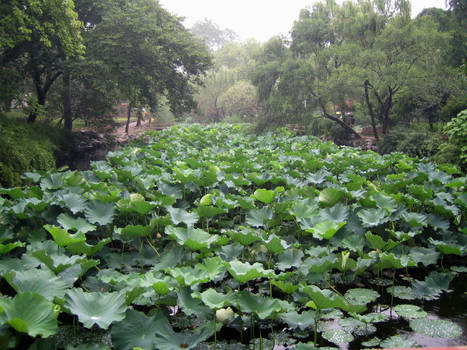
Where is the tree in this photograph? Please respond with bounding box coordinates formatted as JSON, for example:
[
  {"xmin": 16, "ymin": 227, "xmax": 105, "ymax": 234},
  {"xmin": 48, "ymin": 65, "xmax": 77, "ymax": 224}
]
[
  {"xmin": 85, "ymin": 0, "xmax": 211, "ymax": 133},
  {"xmin": 191, "ymin": 19, "xmax": 237, "ymax": 51},
  {"xmin": 0, "ymin": 0, "xmax": 84, "ymax": 122},
  {"xmin": 218, "ymin": 80, "xmax": 260, "ymax": 120}
]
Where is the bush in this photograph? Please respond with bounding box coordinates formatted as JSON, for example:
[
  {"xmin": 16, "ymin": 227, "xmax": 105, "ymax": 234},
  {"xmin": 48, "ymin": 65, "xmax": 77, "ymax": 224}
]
[
  {"xmin": 0, "ymin": 114, "xmax": 71, "ymax": 187},
  {"xmin": 377, "ymin": 127, "xmax": 443, "ymax": 158},
  {"xmin": 435, "ymin": 109, "xmax": 467, "ymax": 171}
]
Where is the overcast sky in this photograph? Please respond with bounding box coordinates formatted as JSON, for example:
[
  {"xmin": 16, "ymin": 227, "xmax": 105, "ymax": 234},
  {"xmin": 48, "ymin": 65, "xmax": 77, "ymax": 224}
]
[{"xmin": 159, "ymin": 0, "xmax": 447, "ymax": 42}]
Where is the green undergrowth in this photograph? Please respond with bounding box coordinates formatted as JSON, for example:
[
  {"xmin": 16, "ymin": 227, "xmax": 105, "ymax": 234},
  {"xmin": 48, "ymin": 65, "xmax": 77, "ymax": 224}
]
[
  {"xmin": 0, "ymin": 124, "xmax": 465, "ymax": 349},
  {"xmin": 0, "ymin": 114, "xmax": 72, "ymax": 187}
]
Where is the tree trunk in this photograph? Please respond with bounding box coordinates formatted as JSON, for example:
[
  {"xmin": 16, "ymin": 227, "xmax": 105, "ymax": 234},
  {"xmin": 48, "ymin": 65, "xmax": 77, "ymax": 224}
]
[
  {"xmin": 136, "ymin": 108, "xmax": 142, "ymax": 127},
  {"xmin": 364, "ymin": 80, "xmax": 378, "ymax": 140},
  {"xmin": 27, "ymin": 91, "xmax": 46, "ymax": 123},
  {"xmin": 125, "ymin": 101, "xmax": 132, "ymax": 134},
  {"xmin": 319, "ymin": 101, "xmax": 361, "ymax": 139},
  {"xmin": 63, "ymin": 72, "xmax": 73, "ymax": 130}
]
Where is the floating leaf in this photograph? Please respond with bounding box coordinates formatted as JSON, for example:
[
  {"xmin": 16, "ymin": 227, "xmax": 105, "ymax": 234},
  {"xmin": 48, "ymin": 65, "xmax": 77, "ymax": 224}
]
[
  {"xmin": 394, "ymin": 304, "xmax": 427, "ymax": 319},
  {"xmin": 380, "ymin": 335, "xmax": 416, "ymax": 348},
  {"xmin": 387, "ymin": 286, "xmax": 417, "ymax": 300},
  {"xmin": 280, "ymin": 311, "xmax": 316, "ymax": 330},
  {"xmin": 344, "ymin": 288, "xmax": 379, "ymax": 305},
  {"xmin": 245, "ymin": 207, "xmax": 274, "ymax": 228},
  {"xmin": 410, "ymin": 318, "xmax": 462, "ymax": 338},
  {"xmin": 322, "ymin": 329, "xmax": 354, "ymax": 345}
]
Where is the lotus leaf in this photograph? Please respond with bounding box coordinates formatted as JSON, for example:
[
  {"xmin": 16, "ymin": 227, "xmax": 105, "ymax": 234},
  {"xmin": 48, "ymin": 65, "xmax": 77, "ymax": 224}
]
[
  {"xmin": 394, "ymin": 304, "xmax": 427, "ymax": 319},
  {"xmin": 57, "ymin": 213, "xmax": 96, "ymax": 233},
  {"xmin": 167, "ymin": 207, "xmax": 199, "ymax": 227},
  {"xmin": 44, "ymin": 225, "xmax": 86, "ymax": 247},
  {"xmin": 225, "ymin": 260, "xmax": 274, "ymax": 283},
  {"xmin": 280, "ymin": 311, "xmax": 316, "ymax": 330},
  {"xmin": 0, "ymin": 292, "xmax": 57, "ymax": 337},
  {"xmin": 307, "ymin": 220, "xmax": 346, "ymax": 240},
  {"xmin": 322, "ymin": 329, "xmax": 354, "ymax": 345},
  {"xmin": 410, "ymin": 318, "xmax": 462, "ymax": 338},
  {"xmin": 344, "ymin": 288, "xmax": 379, "ymax": 304},
  {"xmin": 233, "ymin": 291, "xmax": 281, "ymax": 319},
  {"xmin": 4, "ymin": 269, "xmax": 68, "ymax": 301},
  {"xmin": 84, "ymin": 200, "xmax": 115, "ymax": 225},
  {"xmin": 65, "ymin": 289, "xmax": 127, "ymax": 329}
]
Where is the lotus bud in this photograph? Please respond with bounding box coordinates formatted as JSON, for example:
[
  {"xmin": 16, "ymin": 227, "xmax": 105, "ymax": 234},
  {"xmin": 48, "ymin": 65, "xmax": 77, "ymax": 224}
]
[{"xmin": 216, "ymin": 307, "xmax": 235, "ymax": 323}]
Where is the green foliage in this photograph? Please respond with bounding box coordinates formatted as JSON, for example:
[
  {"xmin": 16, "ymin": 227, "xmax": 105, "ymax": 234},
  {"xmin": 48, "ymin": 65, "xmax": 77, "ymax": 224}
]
[
  {"xmin": 377, "ymin": 126, "xmax": 443, "ymax": 158},
  {"xmin": 0, "ymin": 125, "xmax": 465, "ymax": 348},
  {"xmin": 435, "ymin": 109, "xmax": 467, "ymax": 169},
  {"xmin": 0, "ymin": 114, "xmax": 70, "ymax": 187}
]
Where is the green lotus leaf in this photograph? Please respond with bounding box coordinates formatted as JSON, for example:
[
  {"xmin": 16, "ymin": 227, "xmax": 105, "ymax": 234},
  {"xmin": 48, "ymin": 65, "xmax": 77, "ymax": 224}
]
[
  {"xmin": 277, "ymin": 248, "xmax": 304, "ymax": 270},
  {"xmin": 31, "ymin": 248, "xmax": 83, "ymax": 274},
  {"xmin": 306, "ymin": 220, "xmax": 346, "ymax": 240},
  {"xmin": 380, "ymin": 335, "xmax": 417, "ymax": 348},
  {"xmin": 245, "ymin": 207, "xmax": 274, "ymax": 228},
  {"xmin": 199, "ymin": 288, "xmax": 231, "ymax": 309},
  {"xmin": 302, "ymin": 285, "xmax": 366, "ymax": 313},
  {"xmin": 225, "ymin": 260, "xmax": 274, "ymax": 283},
  {"xmin": 177, "ymin": 287, "xmax": 212, "ymax": 319},
  {"xmin": 394, "ymin": 304, "xmax": 427, "ymax": 319},
  {"xmin": 65, "ymin": 289, "xmax": 127, "ymax": 329},
  {"xmin": 225, "ymin": 228, "xmax": 261, "ymax": 246},
  {"xmin": 171, "ymin": 266, "xmax": 210, "ymax": 286},
  {"xmin": 129, "ymin": 193, "xmax": 155, "ymax": 215},
  {"xmin": 378, "ymin": 253, "xmax": 417, "ymax": 269},
  {"xmin": 408, "ymin": 247, "xmax": 439, "ymax": 267},
  {"xmin": 60, "ymin": 193, "xmax": 88, "ymax": 214},
  {"xmin": 85, "ymin": 200, "xmax": 115, "ymax": 226},
  {"xmin": 4, "ymin": 269, "xmax": 68, "ymax": 301},
  {"xmin": 44, "ymin": 225, "xmax": 86, "ymax": 247},
  {"xmin": 233, "ymin": 291, "xmax": 281, "ymax": 319},
  {"xmin": 319, "ymin": 188, "xmax": 344, "ymax": 207},
  {"xmin": 280, "ymin": 311, "xmax": 316, "ymax": 330},
  {"xmin": 0, "ymin": 292, "xmax": 57, "ymax": 337},
  {"xmin": 0, "ymin": 241, "xmax": 25, "ymax": 254},
  {"xmin": 290, "ymin": 199, "xmax": 319, "ymax": 220},
  {"xmin": 119, "ymin": 224, "xmax": 153, "ymax": 240},
  {"xmin": 167, "ymin": 207, "xmax": 199, "ymax": 227},
  {"xmin": 429, "ymin": 238, "xmax": 465, "ymax": 255},
  {"xmin": 387, "ymin": 286, "xmax": 417, "ymax": 300},
  {"xmin": 344, "ymin": 288, "xmax": 380, "ymax": 305},
  {"xmin": 151, "ymin": 311, "xmax": 215, "ymax": 350},
  {"xmin": 65, "ymin": 344, "xmax": 109, "ymax": 350},
  {"xmin": 300, "ymin": 255, "xmax": 337, "ymax": 274},
  {"xmin": 361, "ymin": 337, "xmax": 381, "ymax": 347},
  {"xmin": 65, "ymin": 238, "xmax": 112, "ymax": 256},
  {"xmin": 262, "ymin": 234, "xmax": 288, "ymax": 254},
  {"xmin": 402, "ymin": 212, "xmax": 428, "ymax": 227},
  {"xmin": 57, "ymin": 213, "xmax": 96, "ymax": 234},
  {"xmin": 253, "ymin": 189, "xmax": 276, "ymax": 204},
  {"xmin": 410, "ymin": 318, "xmax": 462, "ymax": 338},
  {"xmin": 195, "ymin": 257, "xmax": 225, "ymax": 280},
  {"xmin": 199, "ymin": 194, "xmax": 213, "ymax": 206},
  {"xmin": 322, "ymin": 329, "xmax": 354, "ymax": 345},
  {"xmin": 111, "ymin": 309, "xmax": 161, "ymax": 350},
  {"xmin": 371, "ymin": 192, "xmax": 397, "ymax": 214},
  {"xmin": 166, "ymin": 226, "xmax": 218, "ymax": 250},
  {"xmin": 271, "ymin": 280, "xmax": 300, "ymax": 294},
  {"xmin": 321, "ymin": 203, "xmax": 349, "ymax": 222},
  {"xmin": 152, "ymin": 281, "xmax": 171, "ymax": 295},
  {"xmin": 357, "ymin": 208, "xmax": 389, "ymax": 227}
]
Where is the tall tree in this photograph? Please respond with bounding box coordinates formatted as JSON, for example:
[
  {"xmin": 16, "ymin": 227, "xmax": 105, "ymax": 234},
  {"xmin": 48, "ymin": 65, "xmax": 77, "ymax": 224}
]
[
  {"xmin": 191, "ymin": 19, "xmax": 237, "ymax": 51},
  {"xmin": 86, "ymin": 0, "xmax": 211, "ymax": 133},
  {"xmin": 0, "ymin": 0, "xmax": 84, "ymax": 122}
]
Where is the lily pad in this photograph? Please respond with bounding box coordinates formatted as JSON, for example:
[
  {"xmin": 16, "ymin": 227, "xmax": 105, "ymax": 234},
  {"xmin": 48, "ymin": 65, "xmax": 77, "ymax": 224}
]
[
  {"xmin": 380, "ymin": 335, "xmax": 416, "ymax": 348},
  {"xmin": 344, "ymin": 288, "xmax": 380, "ymax": 304}
]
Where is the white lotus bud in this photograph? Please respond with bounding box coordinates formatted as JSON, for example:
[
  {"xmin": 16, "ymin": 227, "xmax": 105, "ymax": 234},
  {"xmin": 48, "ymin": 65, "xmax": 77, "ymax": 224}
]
[{"xmin": 216, "ymin": 307, "xmax": 235, "ymax": 323}]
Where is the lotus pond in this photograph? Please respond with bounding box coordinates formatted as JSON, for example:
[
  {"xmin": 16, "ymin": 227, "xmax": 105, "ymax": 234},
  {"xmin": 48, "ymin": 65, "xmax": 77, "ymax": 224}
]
[{"xmin": 0, "ymin": 124, "xmax": 466, "ymax": 349}]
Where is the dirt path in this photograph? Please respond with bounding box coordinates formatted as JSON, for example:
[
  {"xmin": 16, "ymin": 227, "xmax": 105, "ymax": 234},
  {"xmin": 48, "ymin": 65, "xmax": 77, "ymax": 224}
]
[{"xmin": 113, "ymin": 119, "xmax": 172, "ymax": 144}]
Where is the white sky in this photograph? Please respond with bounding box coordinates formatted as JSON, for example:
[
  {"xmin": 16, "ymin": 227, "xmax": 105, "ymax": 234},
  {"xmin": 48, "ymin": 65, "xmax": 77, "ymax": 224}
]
[{"xmin": 159, "ymin": 0, "xmax": 448, "ymax": 42}]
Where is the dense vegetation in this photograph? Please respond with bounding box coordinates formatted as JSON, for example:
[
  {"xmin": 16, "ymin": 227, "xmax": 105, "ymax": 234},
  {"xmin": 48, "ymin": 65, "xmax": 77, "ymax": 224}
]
[{"xmin": 0, "ymin": 125, "xmax": 465, "ymax": 349}]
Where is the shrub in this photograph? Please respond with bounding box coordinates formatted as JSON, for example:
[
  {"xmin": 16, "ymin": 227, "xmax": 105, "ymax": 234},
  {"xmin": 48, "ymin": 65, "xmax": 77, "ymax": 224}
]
[{"xmin": 435, "ymin": 109, "xmax": 467, "ymax": 170}]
